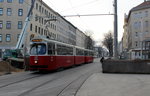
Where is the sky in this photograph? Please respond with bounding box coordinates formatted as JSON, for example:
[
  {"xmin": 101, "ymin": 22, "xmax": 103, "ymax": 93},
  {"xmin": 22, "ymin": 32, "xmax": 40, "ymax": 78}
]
[{"xmin": 42, "ymin": 0, "xmax": 143, "ymax": 45}]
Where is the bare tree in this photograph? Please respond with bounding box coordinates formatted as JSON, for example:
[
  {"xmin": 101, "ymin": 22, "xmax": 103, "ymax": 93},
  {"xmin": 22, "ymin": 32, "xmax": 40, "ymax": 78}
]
[{"xmin": 102, "ymin": 31, "xmax": 113, "ymax": 57}]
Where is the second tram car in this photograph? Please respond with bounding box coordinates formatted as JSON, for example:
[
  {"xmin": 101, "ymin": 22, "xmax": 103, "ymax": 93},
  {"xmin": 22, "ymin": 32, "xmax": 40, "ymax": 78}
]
[{"xmin": 29, "ymin": 37, "xmax": 94, "ymax": 71}]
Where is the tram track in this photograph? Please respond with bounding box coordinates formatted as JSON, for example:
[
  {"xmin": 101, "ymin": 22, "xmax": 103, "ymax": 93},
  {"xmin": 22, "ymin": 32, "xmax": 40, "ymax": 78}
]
[
  {"xmin": 56, "ymin": 62, "xmax": 101, "ymax": 96},
  {"xmin": 17, "ymin": 77, "xmax": 59, "ymax": 96},
  {"xmin": 0, "ymin": 72, "xmax": 48, "ymax": 89},
  {"xmin": 18, "ymin": 66, "xmax": 98, "ymax": 96},
  {"xmin": 15, "ymin": 71, "xmax": 93, "ymax": 96},
  {"xmin": 18, "ymin": 61, "xmax": 100, "ymax": 96},
  {"xmin": 56, "ymin": 68, "xmax": 98, "ymax": 96},
  {"xmin": 57, "ymin": 72, "xmax": 92, "ymax": 96},
  {"xmin": 0, "ymin": 75, "xmax": 43, "ymax": 88},
  {"xmin": 8, "ymin": 66, "xmax": 95, "ymax": 96}
]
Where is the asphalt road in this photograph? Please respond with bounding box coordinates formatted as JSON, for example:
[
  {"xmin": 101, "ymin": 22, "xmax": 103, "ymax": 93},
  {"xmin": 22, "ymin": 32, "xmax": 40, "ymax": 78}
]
[{"xmin": 0, "ymin": 58, "xmax": 101, "ymax": 96}]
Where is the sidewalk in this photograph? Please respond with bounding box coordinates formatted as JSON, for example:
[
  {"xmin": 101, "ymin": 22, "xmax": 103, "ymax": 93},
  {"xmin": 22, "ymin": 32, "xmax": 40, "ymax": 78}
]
[{"xmin": 76, "ymin": 73, "xmax": 150, "ymax": 96}]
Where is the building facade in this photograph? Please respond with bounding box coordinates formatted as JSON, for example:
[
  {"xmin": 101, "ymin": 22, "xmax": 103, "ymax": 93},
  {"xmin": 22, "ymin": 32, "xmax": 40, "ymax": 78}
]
[
  {"xmin": 76, "ymin": 29, "xmax": 86, "ymax": 48},
  {"xmin": 0, "ymin": 0, "xmax": 91, "ymax": 58},
  {"xmin": 123, "ymin": 0, "xmax": 150, "ymax": 59},
  {"xmin": 0, "ymin": 0, "xmax": 29, "ymax": 49}
]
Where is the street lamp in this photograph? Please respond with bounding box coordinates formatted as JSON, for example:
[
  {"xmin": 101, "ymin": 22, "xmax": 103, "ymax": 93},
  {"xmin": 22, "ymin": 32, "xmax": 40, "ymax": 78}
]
[{"xmin": 44, "ymin": 19, "xmax": 57, "ymax": 25}]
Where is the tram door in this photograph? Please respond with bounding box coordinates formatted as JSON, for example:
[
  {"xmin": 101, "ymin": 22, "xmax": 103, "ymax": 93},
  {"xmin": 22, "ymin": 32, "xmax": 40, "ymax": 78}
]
[{"xmin": 48, "ymin": 43, "xmax": 57, "ymax": 69}]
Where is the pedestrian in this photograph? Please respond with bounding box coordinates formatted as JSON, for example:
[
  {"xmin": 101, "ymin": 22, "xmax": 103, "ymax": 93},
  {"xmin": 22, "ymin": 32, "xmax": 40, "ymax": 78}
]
[{"xmin": 100, "ymin": 57, "xmax": 104, "ymax": 63}]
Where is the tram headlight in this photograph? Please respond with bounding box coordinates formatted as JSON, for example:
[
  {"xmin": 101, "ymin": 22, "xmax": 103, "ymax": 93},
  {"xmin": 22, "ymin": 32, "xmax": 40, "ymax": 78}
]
[{"xmin": 34, "ymin": 60, "xmax": 38, "ymax": 64}]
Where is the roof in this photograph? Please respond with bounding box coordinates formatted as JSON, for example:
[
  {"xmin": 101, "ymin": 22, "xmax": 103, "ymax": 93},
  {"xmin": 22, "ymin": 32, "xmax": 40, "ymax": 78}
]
[
  {"xmin": 131, "ymin": 1, "xmax": 150, "ymax": 11},
  {"xmin": 127, "ymin": 1, "xmax": 150, "ymax": 22}
]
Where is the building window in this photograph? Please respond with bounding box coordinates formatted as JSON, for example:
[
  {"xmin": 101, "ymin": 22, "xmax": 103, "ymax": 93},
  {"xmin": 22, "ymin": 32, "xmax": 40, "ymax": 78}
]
[
  {"xmin": 135, "ymin": 32, "xmax": 138, "ymax": 37},
  {"xmin": 0, "ymin": 34, "xmax": 2, "ymax": 42},
  {"xmin": 36, "ymin": 3, "xmax": 38, "ymax": 10},
  {"xmin": 19, "ymin": 0, "xmax": 24, "ymax": 4},
  {"xmin": 135, "ymin": 52, "xmax": 137, "ymax": 56},
  {"xmin": 35, "ymin": 14, "xmax": 38, "ymax": 21},
  {"xmin": 6, "ymin": 34, "xmax": 11, "ymax": 42},
  {"xmin": 35, "ymin": 26, "xmax": 37, "ymax": 33},
  {"xmin": 18, "ymin": 9, "xmax": 23, "ymax": 16},
  {"xmin": 7, "ymin": 0, "xmax": 12, "ymax": 3},
  {"xmin": 134, "ymin": 22, "xmax": 138, "ymax": 29},
  {"xmin": 18, "ymin": 21, "xmax": 22, "ymax": 29},
  {"xmin": 30, "ymin": 23, "xmax": 32, "ymax": 31},
  {"xmin": 138, "ymin": 21, "xmax": 141, "ymax": 28},
  {"xmin": 7, "ymin": 8, "xmax": 12, "ymax": 16},
  {"xmin": 42, "ymin": 7, "xmax": 44, "ymax": 13},
  {"xmin": 145, "ymin": 11, "xmax": 148, "ymax": 17},
  {"xmin": 45, "ymin": 9, "xmax": 47, "ymax": 15},
  {"xmin": 145, "ymin": 21, "xmax": 149, "ymax": 28},
  {"xmin": 41, "ymin": 28, "xmax": 43, "ymax": 35},
  {"xmin": 44, "ymin": 30, "xmax": 47, "ymax": 36},
  {"xmin": 39, "ymin": 17, "xmax": 41, "ymax": 23},
  {"xmin": 6, "ymin": 21, "xmax": 11, "ymax": 29},
  {"xmin": 42, "ymin": 18, "xmax": 43, "ymax": 24},
  {"xmin": 135, "ymin": 41, "xmax": 138, "ymax": 47},
  {"xmin": 0, "ymin": 21, "xmax": 3, "ymax": 29},
  {"xmin": 0, "ymin": 0, "xmax": 4, "ymax": 2},
  {"xmin": 139, "ymin": 12, "xmax": 142, "ymax": 18},
  {"xmin": 0, "ymin": 8, "xmax": 3, "ymax": 16},
  {"xmin": 49, "ymin": 13, "xmax": 50, "ymax": 17},
  {"xmin": 38, "ymin": 27, "xmax": 40, "ymax": 34},
  {"xmin": 39, "ymin": 6, "xmax": 41, "ymax": 12}
]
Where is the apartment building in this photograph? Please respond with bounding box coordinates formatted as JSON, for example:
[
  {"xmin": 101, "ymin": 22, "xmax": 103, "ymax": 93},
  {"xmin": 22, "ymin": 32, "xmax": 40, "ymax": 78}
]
[
  {"xmin": 123, "ymin": 0, "xmax": 150, "ymax": 59},
  {"xmin": 0, "ymin": 0, "xmax": 91, "ymax": 58}
]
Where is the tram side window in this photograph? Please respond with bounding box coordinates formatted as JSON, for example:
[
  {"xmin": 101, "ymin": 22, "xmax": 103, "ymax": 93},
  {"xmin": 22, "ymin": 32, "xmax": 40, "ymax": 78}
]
[
  {"xmin": 48, "ymin": 43, "xmax": 55, "ymax": 55},
  {"xmin": 85, "ymin": 51, "xmax": 88, "ymax": 56},
  {"xmin": 57, "ymin": 45, "xmax": 73, "ymax": 55},
  {"xmin": 57, "ymin": 45, "xmax": 63, "ymax": 55},
  {"xmin": 67, "ymin": 47, "xmax": 73, "ymax": 55},
  {"xmin": 76, "ymin": 49, "xmax": 84, "ymax": 56}
]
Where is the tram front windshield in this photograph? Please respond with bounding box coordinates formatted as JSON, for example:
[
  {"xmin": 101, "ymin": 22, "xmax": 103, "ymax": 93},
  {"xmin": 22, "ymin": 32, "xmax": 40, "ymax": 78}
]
[{"xmin": 30, "ymin": 44, "xmax": 46, "ymax": 55}]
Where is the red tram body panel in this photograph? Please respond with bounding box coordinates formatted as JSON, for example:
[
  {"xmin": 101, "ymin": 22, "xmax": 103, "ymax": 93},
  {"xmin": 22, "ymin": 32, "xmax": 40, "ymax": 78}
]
[
  {"xmin": 30, "ymin": 56, "xmax": 59, "ymax": 71},
  {"xmin": 85, "ymin": 56, "xmax": 94, "ymax": 63},
  {"xmin": 75, "ymin": 56, "xmax": 85, "ymax": 65},
  {"xmin": 56, "ymin": 56, "xmax": 74, "ymax": 68}
]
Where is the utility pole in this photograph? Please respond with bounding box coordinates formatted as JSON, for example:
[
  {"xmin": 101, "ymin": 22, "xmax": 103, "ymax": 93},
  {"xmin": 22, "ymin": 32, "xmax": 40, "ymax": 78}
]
[{"xmin": 113, "ymin": 0, "xmax": 118, "ymax": 59}]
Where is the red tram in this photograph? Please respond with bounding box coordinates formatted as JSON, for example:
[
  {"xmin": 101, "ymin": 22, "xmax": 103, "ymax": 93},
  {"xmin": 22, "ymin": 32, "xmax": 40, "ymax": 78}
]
[{"xmin": 29, "ymin": 37, "xmax": 94, "ymax": 71}]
